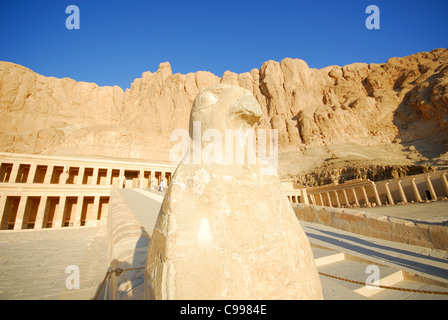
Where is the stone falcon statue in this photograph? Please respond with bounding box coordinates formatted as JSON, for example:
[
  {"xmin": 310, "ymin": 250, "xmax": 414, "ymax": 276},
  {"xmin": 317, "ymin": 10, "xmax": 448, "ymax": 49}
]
[{"xmin": 145, "ymin": 84, "xmax": 323, "ymax": 300}]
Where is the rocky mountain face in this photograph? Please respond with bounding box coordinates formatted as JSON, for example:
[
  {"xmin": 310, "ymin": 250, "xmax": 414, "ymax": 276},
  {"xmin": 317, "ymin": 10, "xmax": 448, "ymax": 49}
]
[{"xmin": 1, "ymin": 48, "xmax": 447, "ymax": 184}]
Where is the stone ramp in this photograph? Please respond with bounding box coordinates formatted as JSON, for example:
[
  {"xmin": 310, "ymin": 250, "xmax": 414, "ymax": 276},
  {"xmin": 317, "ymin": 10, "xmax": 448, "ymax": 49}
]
[
  {"xmin": 118, "ymin": 188, "xmax": 164, "ymax": 237},
  {"xmin": 0, "ymin": 225, "xmax": 108, "ymax": 300},
  {"xmin": 0, "ymin": 188, "xmax": 164, "ymax": 300}
]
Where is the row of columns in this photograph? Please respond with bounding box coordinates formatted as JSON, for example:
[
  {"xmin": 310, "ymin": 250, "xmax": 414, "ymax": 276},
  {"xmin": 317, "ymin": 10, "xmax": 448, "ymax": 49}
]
[
  {"xmin": 287, "ymin": 189, "xmax": 309, "ymax": 205},
  {"xmin": 383, "ymin": 174, "xmax": 443, "ymax": 204},
  {"xmin": 0, "ymin": 194, "xmax": 108, "ymax": 230},
  {"xmin": 301, "ymin": 173, "xmax": 448, "ymax": 208},
  {"xmin": 117, "ymin": 169, "xmax": 168, "ymax": 189},
  {"xmin": 307, "ymin": 182, "xmax": 381, "ymax": 208},
  {"xmin": 0, "ymin": 158, "xmax": 176, "ymax": 231},
  {"xmin": 1, "ymin": 162, "xmax": 172, "ymax": 189}
]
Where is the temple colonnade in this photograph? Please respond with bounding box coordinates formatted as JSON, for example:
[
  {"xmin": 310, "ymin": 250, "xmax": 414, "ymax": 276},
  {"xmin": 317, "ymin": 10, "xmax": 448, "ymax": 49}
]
[
  {"xmin": 286, "ymin": 171, "xmax": 448, "ymax": 208},
  {"xmin": 0, "ymin": 152, "xmax": 176, "ymax": 230}
]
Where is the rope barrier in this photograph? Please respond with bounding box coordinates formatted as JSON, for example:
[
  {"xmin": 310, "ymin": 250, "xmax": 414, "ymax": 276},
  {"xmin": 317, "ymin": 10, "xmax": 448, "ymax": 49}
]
[
  {"xmin": 94, "ymin": 267, "xmax": 448, "ymax": 299},
  {"xmin": 318, "ymin": 272, "xmax": 448, "ymax": 296}
]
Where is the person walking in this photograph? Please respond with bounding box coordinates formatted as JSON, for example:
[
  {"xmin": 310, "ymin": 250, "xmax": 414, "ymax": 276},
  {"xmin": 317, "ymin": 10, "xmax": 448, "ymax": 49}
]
[{"xmin": 159, "ymin": 179, "xmax": 165, "ymax": 192}]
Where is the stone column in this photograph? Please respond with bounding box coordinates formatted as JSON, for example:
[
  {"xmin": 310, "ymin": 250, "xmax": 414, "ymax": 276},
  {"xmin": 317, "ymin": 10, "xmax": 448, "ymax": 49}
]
[
  {"xmin": 425, "ymin": 175, "xmax": 437, "ymax": 200},
  {"xmin": 43, "ymin": 165, "xmax": 54, "ymax": 184},
  {"xmin": 342, "ymin": 189, "xmax": 350, "ymax": 207},
  {"xmin": 92, "ymin": 167, "xmax": 99, "ymax": 185},
  {"xmin": 13, "ymin": 196, "xmax": 27, "ymax": 230},
  {"xmin": 384, "ymin": 182, "xmax": 394, "ymax": 205},
  {"xmin": 333, "ymin": 190, "xmax": 341, "ymax": 207},
  {"xmin": 53, "ymin": 195, "xmax": 67, "ymax": 228},
  {"xmin": 410, "ymin": 178, "xmax": 422, "ymax": 203},
  {"xmin": 351, "ymin": 188, "xmax": 360, "ymax": 207},
  {"xmin": 73, "ymin": 196, "xmax": 84, "ymax": 227},
  {"xmin": 310, "ymin": 194, "xmax": 316, "ymax": 205},
  {"xmin": 397, "ymin": 180, "xmax": 407, "ymax": 204},
  {"xmin": 150, "ymin": 171, "xmax": 156, "ymax": 190},
  {"xmin": 86, "ymin": 196, "xmax": 100, "ymax": 227},
  {"xmin": 371, "ymin": 183, "xmax": 382, "ymax": 207},
  {"xmin": 317, "ymin": 193, "xmax": 323, "ymax": 206},
  {"xmin": 9, "ymin": 164, "xmax": 20, "ymax": 183},
  {"xmin": 139, "ymin": 170, "xmax": 145, "ymax": 189},
  {"xmin": 361, "ymin": 186, "xmax": 370, "ymax": 207},
  {"xmin": 442, "ymin": 173, "xmax": 448, "ymax": 197},
  {"xmin": 106, "ymin": 168, "xmax": 112, "ymax": 186},
  {"xmin": 76, "ymin": 167, "xmax": 85, "ymax": 185},
  {"xmin": 27, "ymin": 164, "xmax": 37, "ymax": 184},
  {"xmin": 325, "ymin": 192, "xmax": 332, "ymax": 207},
  {"xmin": 161, "ymin": 171, "xmax": 166, "ymax": 189},
  {"xmin": 34, "ymin": 195, "xmax": 47, "ymax": 230},
  {"xmin": 118, "ymin": 169, "xmax": 126, "ymax": 189},
  {"xmin": 301, "ymin": 189, "xmax": 309, "ymax": 204}
]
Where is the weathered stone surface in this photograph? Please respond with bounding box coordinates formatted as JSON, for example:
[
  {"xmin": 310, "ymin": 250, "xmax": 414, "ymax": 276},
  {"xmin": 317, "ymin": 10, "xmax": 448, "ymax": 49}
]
[{"xmin": 144, "ymin": 85, "xmax": 323, "ymax": 299}]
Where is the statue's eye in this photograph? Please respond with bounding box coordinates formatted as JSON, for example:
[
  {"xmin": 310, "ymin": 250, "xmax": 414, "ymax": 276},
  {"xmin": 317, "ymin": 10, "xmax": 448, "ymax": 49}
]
[{"xmin": 198, "ymin": 91, "xmax": 218, "ymax": 109}]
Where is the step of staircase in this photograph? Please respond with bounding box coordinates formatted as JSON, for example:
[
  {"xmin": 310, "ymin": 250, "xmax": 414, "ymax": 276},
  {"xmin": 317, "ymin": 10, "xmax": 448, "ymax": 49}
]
[
  {"xmin": 313, "ymin": 247, "xmax": 345, "ymax": 267},
  {"xmin": 305, "ymin": 221, "xmax": 448, "ymax": 300},
  {"xmin": 311, "ymin": 246, "xmax": 448, "ymax": 300}
]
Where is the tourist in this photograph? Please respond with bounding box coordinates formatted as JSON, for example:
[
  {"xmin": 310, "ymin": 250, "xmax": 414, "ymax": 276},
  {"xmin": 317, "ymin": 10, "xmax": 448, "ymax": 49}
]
[{"xmin": 159, "ymin": 179, "xmax": 165, "ymax": 192}]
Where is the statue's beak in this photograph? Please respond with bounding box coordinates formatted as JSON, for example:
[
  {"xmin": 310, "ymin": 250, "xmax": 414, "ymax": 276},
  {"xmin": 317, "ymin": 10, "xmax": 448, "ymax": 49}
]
[{"xmin": 229, "ymin": 94, "xmax": 262, "ymax": 128}]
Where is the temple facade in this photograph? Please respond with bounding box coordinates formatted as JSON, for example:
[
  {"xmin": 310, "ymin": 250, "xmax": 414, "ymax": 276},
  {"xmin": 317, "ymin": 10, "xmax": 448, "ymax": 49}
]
[{"xmin": 0, "ymin": 152, "xmax": 176, "ymax": 230}]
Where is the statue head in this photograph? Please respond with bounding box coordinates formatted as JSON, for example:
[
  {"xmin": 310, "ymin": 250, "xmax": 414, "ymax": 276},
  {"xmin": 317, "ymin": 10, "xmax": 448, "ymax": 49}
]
[{"xmin": 189, "ymin": 84, "xmax": 262, "ymax": 138}]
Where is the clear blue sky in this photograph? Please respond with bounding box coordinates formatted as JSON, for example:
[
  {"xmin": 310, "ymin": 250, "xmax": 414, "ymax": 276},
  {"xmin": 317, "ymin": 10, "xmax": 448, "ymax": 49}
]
[{"xmin": 1, "ymin": 0, "xmax": 447, "ymax": 90}]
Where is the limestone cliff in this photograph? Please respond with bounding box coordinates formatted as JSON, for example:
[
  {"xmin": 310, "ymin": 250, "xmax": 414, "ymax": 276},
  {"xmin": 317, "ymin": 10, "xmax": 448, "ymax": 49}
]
[{"xmin": 1, "ymin": 48, "xmax": 447, "ymax": 182}]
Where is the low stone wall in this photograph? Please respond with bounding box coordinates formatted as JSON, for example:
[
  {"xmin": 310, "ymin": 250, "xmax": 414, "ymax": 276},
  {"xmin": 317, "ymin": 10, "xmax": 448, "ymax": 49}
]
[
  {"xmin": 293, "ymin": 203, "xmax": 448, "ymax": 250},
  {"xmin": 106, "ymin": 187, "xmax": 149, "ymax": 300}
]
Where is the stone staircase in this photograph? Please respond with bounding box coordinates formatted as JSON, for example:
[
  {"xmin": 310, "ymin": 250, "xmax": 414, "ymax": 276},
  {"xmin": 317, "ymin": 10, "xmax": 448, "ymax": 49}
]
[{"xmin": 310, "ymin": 240, "xmax": 448, "ymax": 300}]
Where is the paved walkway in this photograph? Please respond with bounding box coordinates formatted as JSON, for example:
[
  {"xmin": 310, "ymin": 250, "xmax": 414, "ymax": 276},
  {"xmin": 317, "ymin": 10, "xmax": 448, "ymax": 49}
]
[
  {"xmin": 0, "ymin": 224, "xmax": 108, "ymax": 300},
  {"xmin": 0, "ymin": 188, "xmax": 165, "ymax": 300},
  {"xmin": 119, "ymin": 189, "xmax": 165, "ymax": 237}
]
